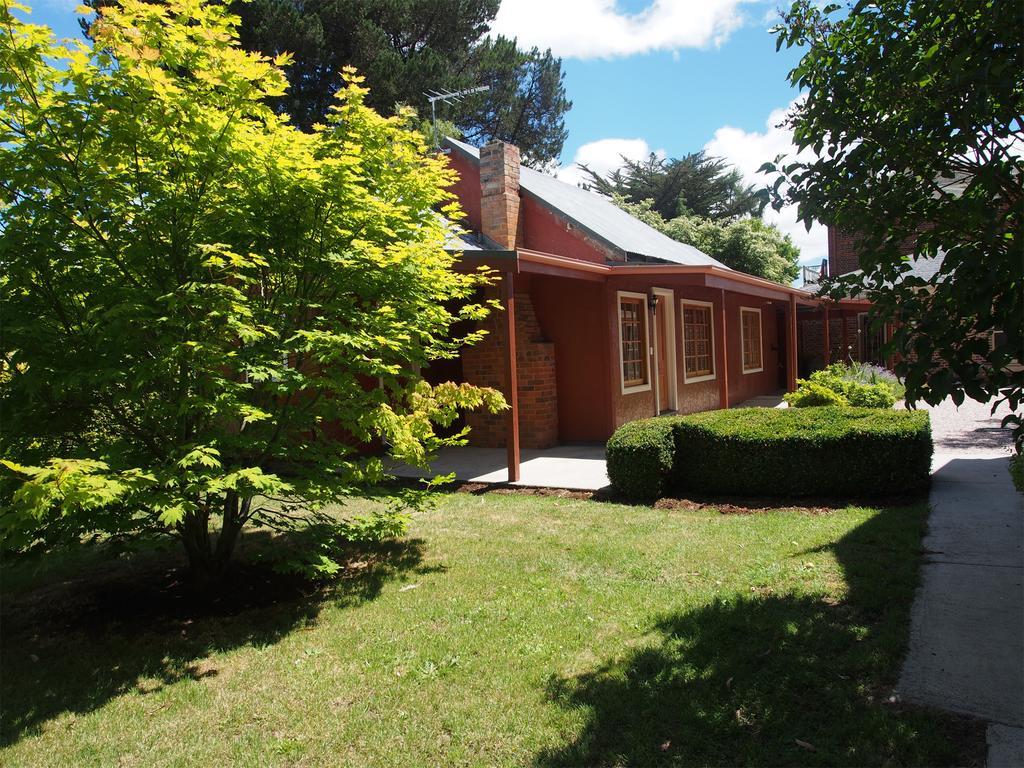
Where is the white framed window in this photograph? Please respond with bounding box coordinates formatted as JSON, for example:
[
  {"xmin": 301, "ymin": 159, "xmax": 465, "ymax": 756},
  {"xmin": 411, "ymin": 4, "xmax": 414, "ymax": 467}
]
[
  {"xmin": 617, "ymin": 291, "xmax": 651, "ymax": 393},
  {"xmin": 681, "ymin": 299, "xmax": 716, "ymax": 383},
  {"xmin": 740, "ymin": 307, "xmax": 763, "ymax": 373}
]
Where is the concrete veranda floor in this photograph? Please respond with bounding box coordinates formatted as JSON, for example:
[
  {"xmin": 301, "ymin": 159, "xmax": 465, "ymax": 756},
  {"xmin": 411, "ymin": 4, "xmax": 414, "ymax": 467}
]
[{"xmin": 390, "ymin": 444, "xmax": 610, "ymax": 491}]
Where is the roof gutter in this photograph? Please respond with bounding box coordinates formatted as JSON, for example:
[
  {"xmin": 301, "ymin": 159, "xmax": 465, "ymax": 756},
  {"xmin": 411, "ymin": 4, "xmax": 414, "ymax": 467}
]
[{"xmin": 517, "ymin": 248, "xmax": 817, "ymax": 302}]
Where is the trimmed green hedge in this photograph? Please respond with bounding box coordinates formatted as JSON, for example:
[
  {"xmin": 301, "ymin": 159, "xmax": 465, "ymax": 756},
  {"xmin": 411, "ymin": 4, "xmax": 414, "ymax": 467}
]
[
  {"xmin": 673, "ymin": 407, "xmax": 931, "ymax": 497},
  {"xmin": 606, "ymin": 407, "xmax": 932, "ymax": 500},
  {"xmin": 604, "ymin": 416, "xmax": 681, "ymax": 500}
]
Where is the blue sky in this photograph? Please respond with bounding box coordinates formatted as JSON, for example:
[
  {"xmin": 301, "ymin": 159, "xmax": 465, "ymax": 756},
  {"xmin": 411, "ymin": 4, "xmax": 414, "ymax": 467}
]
[
  {"xmin": 22, "ymin": 0, "xmax": 826, "ymax": 265},
  {"xmin": 558, "ymin": 23, "xmax": 803, "ymax": 165},
  {"xmin": 21, "ymin": 0, "xmax": 83, "ymax": 39},
  {"xmin": 492, "ymin": 0, "xmax": 825, "ymax": 264}
]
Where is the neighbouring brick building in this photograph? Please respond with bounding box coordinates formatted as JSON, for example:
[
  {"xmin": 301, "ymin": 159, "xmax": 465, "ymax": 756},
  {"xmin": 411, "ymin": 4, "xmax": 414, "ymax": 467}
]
[{"xmin": 796, "ymin": 228, "xmax": 945, "ymax": 374}]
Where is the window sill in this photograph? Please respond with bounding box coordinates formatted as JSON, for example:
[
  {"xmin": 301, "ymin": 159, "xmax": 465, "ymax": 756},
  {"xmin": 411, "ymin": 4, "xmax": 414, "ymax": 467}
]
[
  {"xmin": 683, "ymin": 374, "xmax": 716, "ymax": 384},
  {"xmin": 621, "ymin": 383, "xmax": 652, "ymax": 395}
]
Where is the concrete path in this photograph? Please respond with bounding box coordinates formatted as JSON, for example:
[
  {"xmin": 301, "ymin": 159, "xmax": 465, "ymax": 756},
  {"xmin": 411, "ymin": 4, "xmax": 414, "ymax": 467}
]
[
  {"xmin": 737, "ymin": 393, "xmax": 788, "ymax": 408},
  {"xmin": 896, "ymin": 398, "xmax": 1023, "ymax": 765},
  {"xmin": 390, "ymin": 444, "xmax": 609, "ymax": 491}
]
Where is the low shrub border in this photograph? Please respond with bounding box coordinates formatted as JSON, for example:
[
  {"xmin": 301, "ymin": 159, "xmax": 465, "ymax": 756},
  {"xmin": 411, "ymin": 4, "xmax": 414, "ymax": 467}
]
[
  {"xmin": 604, "ymin": 416, "xmax": 682, "ymax": 500},
  {"xmin": 673, "ymin": 407, "xmax": 932, "ymax": 498},
  {"xmin": 606, "ymin": 407, "xmax": 932, "ymax": 500},
  {"xmin": 1010, "ymin": 453, "xmax": 1023, "ymax": 493}
]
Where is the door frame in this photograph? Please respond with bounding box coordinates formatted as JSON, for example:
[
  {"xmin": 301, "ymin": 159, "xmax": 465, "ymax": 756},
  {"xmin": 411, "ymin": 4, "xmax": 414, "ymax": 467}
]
[
  {"xmin": 652, "ymin": 287, "xmax": 678, "ymax": 413},
  {"xmin": 776, "ymin": 306, "xmax": 788, "ymax": 388}
]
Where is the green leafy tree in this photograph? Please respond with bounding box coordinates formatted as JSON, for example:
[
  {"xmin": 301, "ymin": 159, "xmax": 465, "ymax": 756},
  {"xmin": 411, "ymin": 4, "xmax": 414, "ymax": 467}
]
[
  {"xmin": 615, "ymin": 198, "xmax": 800, "ymax": 285},
  {"xmin": 229, "ymin": 0, "xmax": 496, "ymax": 127},
  {"xmin": 764, "ymin": 0, "xmax": 1023, "ymax": 439},
  {"xmin": 580, "ymin": 151, "xmax": 764, "ymax": 221},
  {"xmin": 223, "ymin": 0, "xmax": 571, "ymax": 167},
  {"xmin": 0, "ymin": 0, "xmax": 503, "ymax": 589}
]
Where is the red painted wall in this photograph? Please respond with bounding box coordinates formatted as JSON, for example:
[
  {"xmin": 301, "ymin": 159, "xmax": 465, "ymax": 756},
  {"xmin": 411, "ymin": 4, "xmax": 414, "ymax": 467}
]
[
  {"xmin": 520, "ymin": 194, "xmax": 614, "ymax": 263},
  {"xmin": 601, "ymin": 277, "xmax": 787, "ymax": 432},
  {"xmin": 530, "ymin": 273, "xmax": 613, "ymax": 442},
  {"xmin": 722, "ymin": 291, "xmax": 783, "ymax": 405},
  {"xmin": 446, "ymin": 143, "xmax": 794, "ymax": 445},
  {"xmin": 446, "ymin": 151, "xmax": 482, "ymax": 234}
]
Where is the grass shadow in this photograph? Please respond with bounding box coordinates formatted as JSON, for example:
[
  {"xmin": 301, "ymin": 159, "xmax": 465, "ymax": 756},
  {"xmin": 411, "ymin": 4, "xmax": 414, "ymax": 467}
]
[
  {"xmin": 535, "ymin": 506, "xmax": 985, "ymax": 767},
  {"xmin": 0, "ymin": 531, "xmax": 429, "ymax": 748}
]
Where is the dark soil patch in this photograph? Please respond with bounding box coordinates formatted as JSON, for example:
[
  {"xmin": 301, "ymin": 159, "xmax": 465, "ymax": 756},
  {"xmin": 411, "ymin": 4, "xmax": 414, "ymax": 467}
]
[
  {"xmin": 463, "ymin": 483, "xmax": 598, "ymax": 500},
  {"xmin": 432, "ymin": 480, "xmax": 925, "ymax": 515},
  {"xmin": 387, "ymin": 475, "xmax": 925, "ymax": 513},
  {"xmin": 652, "ymin": 497, "xmax": 835, "ymax": 515}
]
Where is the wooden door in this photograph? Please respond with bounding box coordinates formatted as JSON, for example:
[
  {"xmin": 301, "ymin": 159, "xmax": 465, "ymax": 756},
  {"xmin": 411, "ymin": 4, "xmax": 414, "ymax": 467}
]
[
  {"xmin": 776, "ymin": 308, "xmax": 788, "ymax": 389},
  {"xmin": 656, "ymin": 295, "xmax": 670, "ymax": 412}
]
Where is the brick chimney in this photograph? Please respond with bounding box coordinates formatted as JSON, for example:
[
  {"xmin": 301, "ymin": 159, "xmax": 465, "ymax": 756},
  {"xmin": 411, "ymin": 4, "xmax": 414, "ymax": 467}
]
[{"xmin": 479, "ymin": 141, "xmax": 521, "ymax": 249}]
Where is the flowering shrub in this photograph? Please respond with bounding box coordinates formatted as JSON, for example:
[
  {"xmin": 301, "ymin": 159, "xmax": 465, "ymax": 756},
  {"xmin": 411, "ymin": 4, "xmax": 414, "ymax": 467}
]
[
  {"xmin": 839, "ymin": 362, "xmax": 906, "ymax": 400},
  {"xmin": 784, "ymin": 380, "xmax": 849, "ymax": 407},
  {"xmin": 786, "ymin": 363, "xmax": 903, "ymax": 409}
]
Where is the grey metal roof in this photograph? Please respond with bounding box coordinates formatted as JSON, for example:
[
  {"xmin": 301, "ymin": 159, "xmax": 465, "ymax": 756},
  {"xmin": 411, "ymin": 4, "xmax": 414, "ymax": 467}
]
[
  {"xmin": 444, "ymin": 137, "xmax": 727, "ymax": 269},
  {"xmin": 902, "ymin": 253, "xmax": 945, "ymax": 282},
  {"xmin": 835, "ymin": 252, "xmax": 946, "ymax": 285},
  {"xmin": 817, "ymin": 252, "xmax": 947, "ymax": 298},
  {"xmin": 437, "ymin": 212, "xmax": 489, "ymax": 251},
  {"xmin": 444, "ymin": 228, "xmax": 484, "ymax": 251}
]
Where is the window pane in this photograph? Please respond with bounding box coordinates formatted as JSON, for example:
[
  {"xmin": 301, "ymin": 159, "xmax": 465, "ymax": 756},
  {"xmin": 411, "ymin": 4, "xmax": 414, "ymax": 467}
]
[
  {"xmin": 682, "ymin": 305, "xmax": 713, "ymax": 378},
  {"xmin": 742, "ymin": 311, "xmax": 762, "ymax": 371},
  {"xmin": 620, "ymin": 298, "xmax": 647, "ymax": 386}
]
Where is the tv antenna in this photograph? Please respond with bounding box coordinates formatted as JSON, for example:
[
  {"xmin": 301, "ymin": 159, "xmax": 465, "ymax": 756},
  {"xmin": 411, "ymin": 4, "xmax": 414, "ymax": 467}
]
[{"xmin": 425, "ymin": 85, "xmax": 490, "ymax": 148}]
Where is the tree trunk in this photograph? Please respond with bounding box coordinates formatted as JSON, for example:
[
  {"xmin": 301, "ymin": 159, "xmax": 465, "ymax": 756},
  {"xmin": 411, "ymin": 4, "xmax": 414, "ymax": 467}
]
[{"xmin": 179, "ymin": 493, "xmax": 246, "ymax": 594}]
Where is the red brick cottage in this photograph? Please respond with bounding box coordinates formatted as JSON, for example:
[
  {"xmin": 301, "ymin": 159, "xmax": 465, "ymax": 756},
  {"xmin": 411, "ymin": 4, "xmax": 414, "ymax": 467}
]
[{"xmin": 431, "ymin": 137, "xmax": 819, "ymax": 480}]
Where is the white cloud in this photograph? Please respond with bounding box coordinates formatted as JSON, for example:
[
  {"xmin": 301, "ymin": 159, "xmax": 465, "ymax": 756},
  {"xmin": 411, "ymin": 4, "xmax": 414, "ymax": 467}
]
[
  {"xmin": 704, "ymin": 98, "xmax": 828, "ymax": 262},
  {"xmin": 492, "ymin": 0, "xmax": 748, "ymax": 59},
  {"xmin": 556, "ymin": 137, "xmax": 663, "ymax": 187}
]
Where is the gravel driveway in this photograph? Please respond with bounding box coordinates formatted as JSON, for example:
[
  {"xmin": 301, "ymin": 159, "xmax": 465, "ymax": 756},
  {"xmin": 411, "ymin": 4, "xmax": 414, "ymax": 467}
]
[{"xmin": 916, "ymin": 395, "xmax": 1015, "ymax": 462}]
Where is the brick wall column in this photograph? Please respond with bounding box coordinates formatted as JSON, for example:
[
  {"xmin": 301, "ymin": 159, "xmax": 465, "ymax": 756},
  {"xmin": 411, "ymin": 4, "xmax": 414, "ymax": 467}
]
[{"xmin": 462, "ymin": 290, "xmax": 558, "ymax": 449}]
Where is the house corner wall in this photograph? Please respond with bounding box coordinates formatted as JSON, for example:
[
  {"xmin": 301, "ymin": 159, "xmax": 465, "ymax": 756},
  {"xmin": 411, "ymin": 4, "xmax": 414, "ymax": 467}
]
[
  {"xmin": 828, "ymin": 227, "xmax": 861, "ymax": 276},
  {"xmin": 462, "ymin": 289, "xmax": 558, "ymax": 449}
]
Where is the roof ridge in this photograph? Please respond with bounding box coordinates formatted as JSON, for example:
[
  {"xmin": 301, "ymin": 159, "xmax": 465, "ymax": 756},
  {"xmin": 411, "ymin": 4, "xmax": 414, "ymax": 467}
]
[{"xmin": 442, "ymin": 136, "xmax": 728, "ymax": 269}]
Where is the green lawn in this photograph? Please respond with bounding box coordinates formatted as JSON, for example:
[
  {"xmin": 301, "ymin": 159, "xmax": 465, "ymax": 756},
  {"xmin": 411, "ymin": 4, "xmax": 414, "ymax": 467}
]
[{"xmin": 1, "ymin": 493, "xmax": 981, "ymax": 766}]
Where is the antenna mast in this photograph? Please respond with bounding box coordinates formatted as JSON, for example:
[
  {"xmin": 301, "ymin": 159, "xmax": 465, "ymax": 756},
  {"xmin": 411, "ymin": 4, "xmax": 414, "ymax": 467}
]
[{"xmin": 425, "ymin": 85, "xmax": 490, "ymax": 148}]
